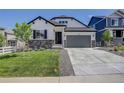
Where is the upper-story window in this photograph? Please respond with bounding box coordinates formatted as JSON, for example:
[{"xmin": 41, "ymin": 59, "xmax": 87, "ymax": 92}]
[
  {"xmin": 65, "ymin": 21, "xmax": 68, "ymax": 23},
  {"xmin": 62, "ymin": 21, "xmax": 64, "ymax": 24},
  {"xmin": 59, "ymin": 21, "xmax": 68, "ymax": 24},
  {"xmin": 59, "ymin": 21, "xmax": 61, "ymax": 24},
  {"xmin": 111, "ymin": 18, "xmax": 118, "ymax": 26}
]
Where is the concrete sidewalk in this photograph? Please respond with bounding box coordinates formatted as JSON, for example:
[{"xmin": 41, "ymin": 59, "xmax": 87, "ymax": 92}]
[{"xmin": 1, "ymin": 74, "xmax": 124, "ymax": 83}]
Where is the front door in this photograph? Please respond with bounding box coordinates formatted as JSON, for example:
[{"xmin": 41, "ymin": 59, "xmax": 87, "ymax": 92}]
[{"xmin": 55, "ymin": 32, "xmax": 62, "ymax": 44}]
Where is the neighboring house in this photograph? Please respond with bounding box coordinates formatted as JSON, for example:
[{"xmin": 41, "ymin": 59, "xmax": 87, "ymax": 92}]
[
  {"xmin": 28, "ymin": 16, "xmax": 96, "ymax": 48},
  {"xmin": 0, "ymin": 28, "xmax": 17, "ymax": 47},
  {"xmin": 0, "ymin": 27, "xmax": 5, "ymax": 35},
  {"xmin": 4, "ymin": 30, "xmax": 17, "ymax": 46},
  {"xmin": 88, "ymin": 10, "xmax": 124, "ymax": 46}
]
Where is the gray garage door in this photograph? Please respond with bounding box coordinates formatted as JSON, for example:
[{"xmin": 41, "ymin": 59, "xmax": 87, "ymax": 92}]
[{"xmin": 66, "ymin": 35, "xmax": 91, "ymax": 48}]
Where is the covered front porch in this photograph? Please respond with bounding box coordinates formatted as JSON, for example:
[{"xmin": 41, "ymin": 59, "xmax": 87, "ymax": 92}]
[
  {"xmin": 107, "ymin": 28, "xmax": 124, "ymax": 45},
  {"xmin": 53, "ymin": 26, "xmax": 65, "ymax": 48}
]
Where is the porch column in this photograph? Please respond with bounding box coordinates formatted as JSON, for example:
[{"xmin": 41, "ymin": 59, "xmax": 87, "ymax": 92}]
[
  {"xmin": 123, "ymin": 30, "xmax": 124, "ymax": 37},
  {"xmin": 109, "ymin": 29, "xmax": 113, "ymax": 37}
]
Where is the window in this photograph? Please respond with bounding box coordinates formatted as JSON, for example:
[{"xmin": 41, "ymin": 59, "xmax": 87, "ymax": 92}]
[
  {"xmin": 59, "ymin": 21, "xmax": 62, "ymax": 24},
  {"xmin": 32, "ymin": 22, "xmax": 35, "ymax": 24},
  {"xmin": 65, "ymin": 21, "xmax": 68, "ymax": 24},
  {"xmin": 111, "ymin": 18, "xmax": 118, "ymax": 26},
  {"xmin": 62, "ymin": 21, "xmax": 64, "ymax": 24},
  {"xmin": 33, "ymin": 30, "xmax": 44, "ymax": 39},
  {"xmin": 59, "ymin": 21, "xmax": 68, "ymax": 24},
  {"xmin": 8, "ymin": 40, "xmax": 16, "ymax": 46}
]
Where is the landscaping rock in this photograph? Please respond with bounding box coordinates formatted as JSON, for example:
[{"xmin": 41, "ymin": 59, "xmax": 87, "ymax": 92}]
[
  {"xmin": 98, "ymin": 47, "xmax": 124, "ymax": 57},
  {"xmin": 60, "ymin": 49, "xmax": 75, "ymax": 76}
]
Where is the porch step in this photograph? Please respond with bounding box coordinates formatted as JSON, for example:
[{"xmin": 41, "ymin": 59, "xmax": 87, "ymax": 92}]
[{"xmin": 52, "ymin": 45, "xmax": 63, "ymax": 49}]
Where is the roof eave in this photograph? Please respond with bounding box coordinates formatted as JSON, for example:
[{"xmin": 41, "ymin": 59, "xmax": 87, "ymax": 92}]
[
  {"xmin": 65, "ymin": 30, "xmax": 96, "ymax": 32},
  {"xmin": 27, "ymin": 16, "xmax": 64, "ymax": 26}
]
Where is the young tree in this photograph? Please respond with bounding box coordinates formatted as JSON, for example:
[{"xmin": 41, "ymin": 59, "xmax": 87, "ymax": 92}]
[
  {"xmin": 0, "ymin": 33, "xmax": 5, "ymax": 47},
  {"xmin": 102, "ymin": 30, "xmax": 111, "ymax": 47},
  {"xmin": 13, "ymin": 22, "xmax": 32, "ymax": 50}
]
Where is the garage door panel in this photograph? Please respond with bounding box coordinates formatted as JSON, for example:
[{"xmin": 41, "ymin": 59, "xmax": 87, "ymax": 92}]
[{"xmin": 66, "ymin": 35, "xmax": 91, "ymax": 48}]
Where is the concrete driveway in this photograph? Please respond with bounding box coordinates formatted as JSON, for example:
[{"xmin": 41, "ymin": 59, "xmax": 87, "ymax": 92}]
[{"xmin": 66, "ymin": 48, "xmax": 124, "ymax": 76}]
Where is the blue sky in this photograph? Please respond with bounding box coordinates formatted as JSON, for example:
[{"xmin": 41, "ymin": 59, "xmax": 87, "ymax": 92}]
[{"xmin": 0, "ymin": 9, "xmax": 114, "ymax": 29}]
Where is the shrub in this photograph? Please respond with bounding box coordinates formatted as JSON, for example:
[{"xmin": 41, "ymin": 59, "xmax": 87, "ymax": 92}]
[
  {"xmin": 0, "ymin": 54, "xmax": 17, "ymax": 59},
  {"xmin": 113, "ymin": 46, "xmax": 119, "ymax": 51},
  {"xmin": 119, "ymin": 45, "xmax": 124, "ymax": 51},
  {"xmin": 102, "ymin": 30, "xmax": 111, "ymax": 47}
]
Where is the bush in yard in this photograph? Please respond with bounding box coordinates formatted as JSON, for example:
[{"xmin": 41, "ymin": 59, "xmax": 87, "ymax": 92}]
[
  {"xmin": 113, "ymin": 46, "xmax": 119, "ymax": 51},
  {"xmin": 0, "ymin": 33, "xmax": 5, "ymax": 47},
  {"xmin": 119, "ymin": 45, "xmax": 124, "ymax": 51},
  {"xmin": 102, "ymin": 30, "xmax": 111, "ymax": 47}
]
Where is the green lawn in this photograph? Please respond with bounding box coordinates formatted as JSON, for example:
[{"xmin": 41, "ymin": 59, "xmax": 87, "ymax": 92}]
[
  {"xmin": 119, "ymin": 45, "xmax": 124, "ymax": 51},
  {"xmin": 0, "ymin": 50, "xmax": 60, "ymax": 77}
]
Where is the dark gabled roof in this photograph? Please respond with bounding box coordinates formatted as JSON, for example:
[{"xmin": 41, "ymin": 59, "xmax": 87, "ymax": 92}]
[
  {"xmin": 51, "ymin": 15, "xmax": 74, "ymax": 19},
  {"xmin": 65, "ymin": 27, "xmax": 96, "ymax": 32},
  {"xmin": 108, "ymin": 10, "xmax": 124, "ymax": 17},
  {"xmin": 88, "ymin": 10, "xmax": 124, "ymax": 26},
  {"xmin": 51, "ymin": 15, "xmax": 89, "ymax": 28},
  {"xmin": 27, "ymin": 16, "xmax": 66, "ymax": 26},
  {"xmin": 92, "ymin": 16, "xmax": 105, "ymax": 18},
  {"xmin": 117, "ymin": 10, "xmax": 124, "ymax": 15},
  {"xmin": 114, "ymin": 9, "xmax": 124, "ymax": 17},
  {"xmin": 88, "ymin": 16, "xmax": 105, "ymax": 26}
]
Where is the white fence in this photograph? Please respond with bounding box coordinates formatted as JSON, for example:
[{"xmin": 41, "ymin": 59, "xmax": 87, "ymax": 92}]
[{"xmin": 0, "ymin": 46, "xmax": 16, "ymax": 54}]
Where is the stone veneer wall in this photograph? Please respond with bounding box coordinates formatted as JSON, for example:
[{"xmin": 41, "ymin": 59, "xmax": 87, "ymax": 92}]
[
  {"xmin": 28, "ymin": 40, "xmax": 54, "ymax": 49},
  {"xmin": 92, "ymin": 40, "xmax": 96, "ymax": 47}
]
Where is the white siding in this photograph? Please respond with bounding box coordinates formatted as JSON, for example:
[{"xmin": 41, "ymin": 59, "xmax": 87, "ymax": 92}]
[
  {"xmin": 4, "ymin": 29, "xmax": 16, "ymax": 40},
  {"xmin": 52, "ymin": 18, "xmax": 86, "ymax": 27},
  {"xmin": 6, "ymin": 34, "xmax": 16, "ymax": 40},
  {"xmin": 30, "ymin": 19, "xmax": 55, "ymax": 40}
]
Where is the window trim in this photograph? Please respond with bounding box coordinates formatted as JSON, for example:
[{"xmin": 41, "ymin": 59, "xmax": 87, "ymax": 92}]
[
  {"xmin": 59, "ymin": 21, "xmax": 62, "ymax": 24},
  {"xmin": 65, "ymin": 21, "xmax": 68, "ymax": 24},
  {"xmin": 33, "ymin": 30, "xmax": 44, "ymax": 39},
  {"xmin": 111, "ymin": 18, "xmax": 119, "ymax": 26},
  {"xmin": 59, "ymin": 21, "xmax": 68, "ymax": 24}
]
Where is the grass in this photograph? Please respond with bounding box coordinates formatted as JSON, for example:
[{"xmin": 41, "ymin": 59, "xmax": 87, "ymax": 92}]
[
  {"xmin": 0, "ymin": 49, "xmax": 60, "ymax": 77},
  {"xmin": 119, "ymin": 45, "xmax": 124, "ymax": 51}
]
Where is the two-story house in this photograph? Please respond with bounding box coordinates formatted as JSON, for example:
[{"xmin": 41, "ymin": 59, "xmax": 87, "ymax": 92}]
[
  {"xmin": 28, "ymin": 16, "xmax": 96, "ymax": 49},
  {"xmin": 88, "ymin": 10, "xmax": 124, "ymax": 46}
]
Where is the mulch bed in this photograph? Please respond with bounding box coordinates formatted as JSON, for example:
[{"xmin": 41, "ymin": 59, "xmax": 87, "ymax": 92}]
[{"xmin": 60, "ymin": 49, "xmax": 75, "ymax": 76}]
